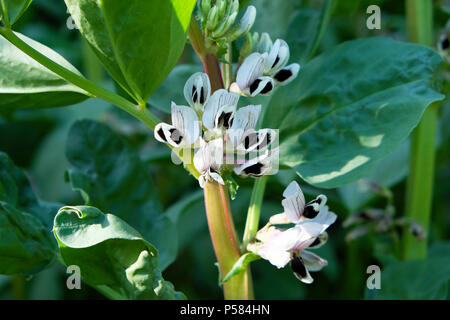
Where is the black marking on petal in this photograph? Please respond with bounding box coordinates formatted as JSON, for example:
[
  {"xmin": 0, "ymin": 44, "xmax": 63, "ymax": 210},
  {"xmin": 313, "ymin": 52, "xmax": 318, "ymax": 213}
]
[
  {"xmin": 309, "ymin": 237, "xmax": 321, "ymax": 248},
  {"xmin": 157, "ymin": 127, "xmax": 168, "ymax": 142},
  {"xmin": 243, "ymin": 162, "xmax": 264, "ymax": 176},
  {"xmin": 257, "ymin": 132, "xmax": 271, "ymax": 150},
  {"xmin": 200, "ymin": 87, "xmax": 206, "ymax": 104},
  {"xmin": 169, "ymin": 128, "xmax": 183, "ymax": 144},
  {"xmin": 441, "ymin": 36, "xmax": 449, "ymax": 50},
  {"xmin": 290, "ymin": 254, "xmax": 308, "ymax": 279},
  {"xmin": 272, "ymin": 56, "xmax": 280, "ymax": 69},
  {"xmin": 192, "ymin": 86, "xmax": 198, "ymax": 103},
  {"xmin": 249, "ymin": 79, "xmax": 262, "ymax": 95},
  {"xmin": 274, "ymin": 69, "xmax": 293, "ymax": 83},
  {"xmin": 260, "ymin": 81, "xmax": 273, "ymax": 94}
]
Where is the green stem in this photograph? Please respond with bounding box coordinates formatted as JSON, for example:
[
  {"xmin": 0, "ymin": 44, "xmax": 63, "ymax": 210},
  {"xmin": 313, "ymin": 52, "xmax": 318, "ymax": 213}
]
[
  {"xmin": 204, "ymin": 182, "xmax": 254, "ymax": 300},
  {"xmin": 402, "ymin": 0, "xmax": 436, "ymax": 260},
  {"xmin": 222, "ymin": 43, "xmax": 233, "ymax": 89},
  {"xmin": 242, "ymin": 176, "xmax": 268, "ymax": 251},
  {"xmin": 0, "ymin": 27, "xmax": 159, "ymax": 130}
]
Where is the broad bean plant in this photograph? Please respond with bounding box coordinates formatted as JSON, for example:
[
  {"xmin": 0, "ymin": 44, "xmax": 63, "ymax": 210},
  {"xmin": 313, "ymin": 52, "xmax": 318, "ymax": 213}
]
[{"xmin": 0, "ymin": 0, "xmax": 448, "ymax": 300}]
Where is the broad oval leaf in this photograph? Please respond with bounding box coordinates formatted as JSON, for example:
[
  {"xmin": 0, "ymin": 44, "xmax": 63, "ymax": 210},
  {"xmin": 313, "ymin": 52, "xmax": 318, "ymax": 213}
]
[
  {"xmin": 65, "ymin": 0, "xmax": 197, "ymax": 103},
  {"xmin": 65, "ymin": 119, "xmax": 177, "ymax": 270},
  {"xmin": 0, "ymin": 152, "xmax": 58, "ymax": 275},
  {"xmin": 0, "ymin": 0, "xmax": 32, "ymax": 25},
  {"xmin": 0, "ymin": 32, "xmax": 88, "ymax": 110},
  {"xmin": 366, "ymin": 243, "xmax": 450, "ymax": 300},
  {"xmin": 54, "ymin": 205, "xmax": 185, "ymax": 300},
  {"xmin": 263, "ymin": 37, "xmax": 444, "ymax": 188}
]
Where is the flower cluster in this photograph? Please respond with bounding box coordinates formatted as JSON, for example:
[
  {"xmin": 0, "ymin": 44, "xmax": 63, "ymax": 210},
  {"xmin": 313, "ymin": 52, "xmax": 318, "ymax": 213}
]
[
  {"xmin": 154, "ymin": 72, "xmax": 279, "ymax": 188},
  {"xmin": 198, "ymin": 0, "xmax": 256, "ymax": 49},
  {"xmin": 231, "ymin": 33, "xmax": 300, "ymax": 97},
  {"xmin": 248, "ymin": 181, "xmax": 337, "ymax": 283}
]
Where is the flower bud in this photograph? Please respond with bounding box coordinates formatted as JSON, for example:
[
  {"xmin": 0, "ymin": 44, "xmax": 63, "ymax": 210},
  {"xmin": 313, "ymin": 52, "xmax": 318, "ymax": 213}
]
[
  {"xmin": 200, "ymin": 0, "xmax": 211, "ymax": 21},
  {"xmin": 256, "ymin": 32, "xmax": 273, "ymax": 53},
  {"xmin": 239, "ymin": 32, "xmax": 255, "ymax": 60},
  {"xmin": 206, "ymin": 5, "xmax": 220, "ymax": 31},
  {"xmin": 211, "ymin": 1, "xmax": 238, "ymax": 38}
]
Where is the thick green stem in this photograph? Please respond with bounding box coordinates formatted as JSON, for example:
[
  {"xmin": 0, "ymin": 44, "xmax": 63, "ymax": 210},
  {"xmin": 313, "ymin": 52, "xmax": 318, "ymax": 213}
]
[
  {"xmin": 204, "ymin": 182, "xmax": 254, "ymax": 300},
  {"xmin": 242, "ymin": 176, "xmax": 268, "ymax": 251},
  {"xmin": 402, "ymin": 0, "xmax": 436, "ymax": 260}
]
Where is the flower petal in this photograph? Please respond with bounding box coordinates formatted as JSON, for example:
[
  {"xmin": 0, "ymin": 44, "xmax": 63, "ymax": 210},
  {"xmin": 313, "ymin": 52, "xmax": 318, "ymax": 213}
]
[
  {"xmin": 215, "ymin": 103, "xmax": 237, "ymax": 130},
  {"xmin": 193, "ymin": 138, "xmax": 224, "ymax": 174},
  {"xmin": 273, "ymin": 63, "xmax": 300, "ymax": 86},
  {"xmin": 184, "ymin": 72, "xmax": 211, "ymax": 111},
  {"xmin": 265, "ymin": 39, "xmax": 290, "ymax": 74},
  {"xmin": 290, "ymin": 253, "xmax": 314, "ymax": 284},
  {"xmin": 231, "ymin": 104, "xmax": 261, "ymax": 131},
  {"xmin": 171, "ymin": 102, "xmax": 200, "ymax": 146},
  {"xmin": 313, "ymin": 205, "xmax": 337, "ymax": 228},
  {"xmin": 247, "ymin": 76, "xmax": 274, "ymax": 97},
  {"xmin": 302, "ymin": 195, "xmax": 328, "ymax": 219},
  {"xmin": 281, "ymin": 181, "xmax": 305, "ymax": 223},
  {"xmin": 300, "ymin": 250, "xmax": 328, "ymax": 272},
  {"xmin": 269, "ymin": 213, "xmax": 291, "ymax": 225},
  {"xmin": 154, "ymin": 122, "xmax": 184, "ymax": 147},
  {"xmin": 307, "ymin": 232, "xmax": 328, "ymax": 249},
  {"xmin": 234, "ymin": 156, "xmax": 270, "ymax": 177},
  {"xmin": 202, "ymin": 89, "xmax": 239, "ymax": 130}
]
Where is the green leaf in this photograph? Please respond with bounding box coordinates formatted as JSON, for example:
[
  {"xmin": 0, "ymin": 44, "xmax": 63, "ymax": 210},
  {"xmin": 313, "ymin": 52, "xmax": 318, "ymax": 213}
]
[
  {"xmin": 54, "ymin": 205, "xmax": 185, "ymax": 300},
  {"xmin": 149, "ymin": 64, "xmax": 202, "ymax": 114},
  {"xmin": 0, "ymin": 32, "xmax": 88, "ymax": 110},
  {"xmin": 263, "ymin": 37, "xmax": 444, "ymax": 188},
  {"xmin": 366, "ymin": 243, "xmax": 450, "ymax": 300},
  {"xmin": 65, "ymin": 119, "xmax": 177, "ymax": 270},
  {"xmin": 286, "ymin": 0, "xmax": 335, "ymax": 64},
  {"xmin": 0, "ymin": 152, "xmax": 57, "ymax": 275},
  {"xmin": 251, "ymin": 0, "xmax": 302, "ymax": 39},
  {"xmin": 222, "ymin": 252, "xmax": 260, "ymax": 283},
  {"xmin": 64, "ymin": 0, "xmax": 197, "ymax": 103},
  {"xmin": 0, "ymin": 0, "xmax": 32, "ymax": 25}
]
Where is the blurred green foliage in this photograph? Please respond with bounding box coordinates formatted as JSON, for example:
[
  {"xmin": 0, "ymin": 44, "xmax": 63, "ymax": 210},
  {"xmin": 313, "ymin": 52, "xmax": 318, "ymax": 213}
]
[{"xmin": 0, "ymin": 0, "xmax": 448, "ymax": 300}]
